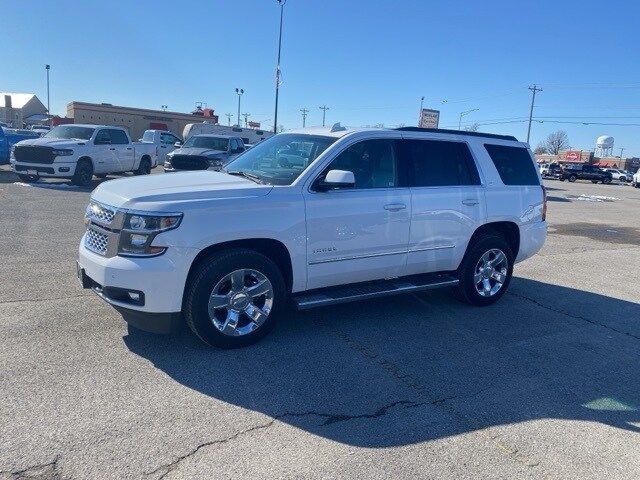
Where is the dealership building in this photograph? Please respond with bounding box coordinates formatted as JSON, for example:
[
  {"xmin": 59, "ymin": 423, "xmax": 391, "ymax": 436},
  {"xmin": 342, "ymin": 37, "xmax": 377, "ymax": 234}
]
[{"xmin": 64, "ymin": 102, "xmax": 219, "ymax": 140}]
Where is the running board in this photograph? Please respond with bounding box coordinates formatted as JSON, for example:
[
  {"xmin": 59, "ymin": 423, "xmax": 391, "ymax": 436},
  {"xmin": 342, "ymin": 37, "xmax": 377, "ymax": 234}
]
[{"xmin": 293, "ymin": 273, "xmax": 459, "ymax": 310}]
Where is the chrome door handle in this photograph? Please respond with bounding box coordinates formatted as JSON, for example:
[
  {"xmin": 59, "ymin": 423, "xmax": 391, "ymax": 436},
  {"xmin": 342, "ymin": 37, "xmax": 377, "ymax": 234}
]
[
  {"xmin": 384, "ymin": 203, "xmax": 406, "ymax": 212},
  {"xmin": 462, "ymin": 199, "xmax": 479, "ymax": 206}
]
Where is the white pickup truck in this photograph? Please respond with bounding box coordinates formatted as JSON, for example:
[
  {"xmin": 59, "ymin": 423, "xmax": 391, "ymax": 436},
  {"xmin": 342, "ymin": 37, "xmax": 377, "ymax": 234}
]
[
  {"xmin": 140, "ymin": 129, "xmax": 182, "ymax": 164},
  {"xmin": 11, "ymin": 124, "xmax": 157, "ymax": 186},
  {"xmin": 77, "ymin": 125, "xmax": 547, "ymax": 348}
]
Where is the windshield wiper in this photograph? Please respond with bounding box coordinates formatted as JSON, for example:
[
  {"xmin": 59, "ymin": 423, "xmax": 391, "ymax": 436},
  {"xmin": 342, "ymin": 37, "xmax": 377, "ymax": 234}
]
[{"xmin": 225, "ymin": 170, "xmax": 264, "ymax": 184}]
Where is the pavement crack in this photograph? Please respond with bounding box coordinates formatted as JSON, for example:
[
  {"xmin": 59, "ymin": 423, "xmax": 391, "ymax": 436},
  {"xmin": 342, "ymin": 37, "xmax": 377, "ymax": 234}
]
[
  {"xmin": 508, "ymin": 291, "xmax": 640, "ymax": 341},
  {"xmin": 0, "ymin": 455, "xmax": 60, "ymax": 479}
]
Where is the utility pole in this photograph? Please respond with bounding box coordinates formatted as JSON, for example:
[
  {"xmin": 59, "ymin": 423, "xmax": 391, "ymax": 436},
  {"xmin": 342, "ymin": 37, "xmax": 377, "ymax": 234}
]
[
  {"xmin": 273, "ymin": 0, "xmax": 286, "ymax": 133},
  {"xmin": 319, "ymin": 105, "xmax": 329, "ymax": 127},
  {"xmin": 242, "ymin": 113, "xmax": 250, "ymax": 128},
  {"xmin": 418, "ymin": 96, "xmax": 424, "ymax": 126},
  {"xmin": 235, "ymin": 88, "xmax": 244, "ymax": 127},
  {"xmin": 300, "ymin": 108, "xmax": 309, "ymax": 127},
  {"xmin": 526, "ymin": 84, "xmax": 542, "ymax": 144},
  {"xmin": 458, "ymin": 108, "xmax": 479, "ymax": 130},
  {"xmin": 45, "ymin": 65, "xmax": 50, "ymax": 115},
  {"xmin": 225, "ymin": 113, "xmax": 233, "ymax": 126},
  {"xmin": 619, "ymin": 147, "xmax": 625, "ymax": 159}
]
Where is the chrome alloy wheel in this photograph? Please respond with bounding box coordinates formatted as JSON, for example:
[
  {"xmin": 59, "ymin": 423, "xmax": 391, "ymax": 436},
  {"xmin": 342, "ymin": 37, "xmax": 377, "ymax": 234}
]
[
  {"xmin": 208, "ymin": 269, "xmax": 274, "ymax": 336},
  {"xmin": 474, "ymin": 248, "xmax": 508, "ymax": 297}
]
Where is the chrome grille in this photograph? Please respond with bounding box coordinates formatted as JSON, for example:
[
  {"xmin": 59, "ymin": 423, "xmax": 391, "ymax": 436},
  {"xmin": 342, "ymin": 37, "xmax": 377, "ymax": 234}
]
[
  {"xmin": 85, "ymin": 228, "xmax": 109, "ymax": 255},
  {"xmin": 86, "ymin": 201, "xmax": 116, "ymax": 225}
]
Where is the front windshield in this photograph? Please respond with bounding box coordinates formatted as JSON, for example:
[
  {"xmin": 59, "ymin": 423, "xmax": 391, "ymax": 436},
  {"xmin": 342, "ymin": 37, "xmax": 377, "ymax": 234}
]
[
  {"xmin": 44, "ymin": 125, "xmax": 95, "ymax": 140},
  {"xmin": 224, "ymin": 133, "xmax": 337, "ymax": 185},
  {"xmin": 183, "ymin": 136, "xmax": 229, "ymax": 150}
]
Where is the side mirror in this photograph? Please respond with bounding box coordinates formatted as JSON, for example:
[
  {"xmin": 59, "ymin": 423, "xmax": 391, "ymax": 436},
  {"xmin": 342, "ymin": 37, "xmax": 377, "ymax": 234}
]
[
  {"xmin": 174, "ymin": 141, "xmax": 182, "ymax": 148},
  {"xmin": 317, "ymin": 169, "xmax": 355, "ymax": 191}
]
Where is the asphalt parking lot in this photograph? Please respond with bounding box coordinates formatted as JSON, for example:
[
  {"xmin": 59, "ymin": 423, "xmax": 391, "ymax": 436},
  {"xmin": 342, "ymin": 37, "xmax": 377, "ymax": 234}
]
[{"xmin": 1, "ymin": 166, "xmax": 639, "ymax": 479}]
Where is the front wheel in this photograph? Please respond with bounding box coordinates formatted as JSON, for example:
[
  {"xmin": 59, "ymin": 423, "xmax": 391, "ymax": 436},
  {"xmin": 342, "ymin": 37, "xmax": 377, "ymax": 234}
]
[
  {"xmin": 134, "ymin": 157, "xmax": 152, "ymax": 175},
  {"xmin": 568, "ymin": 175, "xmax": 577, "ymax": 182},
  {"xmin": 454, "ymin": 235, "xmax": 514, "ymax": 306},
  {"xmin": 71, "ymin": 159, "xmax": 94, "ymax": 186},
  {"xmin": 603, "ymin": 177, "xmax": 611, "ymax": 184},
  {"xmin": 184, "ymin": 249, "xmax": 286, "ymax": 348}
]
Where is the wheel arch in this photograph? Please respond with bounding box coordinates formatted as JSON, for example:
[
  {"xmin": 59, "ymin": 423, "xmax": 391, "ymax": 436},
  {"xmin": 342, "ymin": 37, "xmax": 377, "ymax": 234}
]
[
  {"xmin": 184, "ymin": 238, "xmax": 294, "ymax": 300},
  {"xmin": 461, "ymin": 221, "xmax": 520, "ymax": 266}
]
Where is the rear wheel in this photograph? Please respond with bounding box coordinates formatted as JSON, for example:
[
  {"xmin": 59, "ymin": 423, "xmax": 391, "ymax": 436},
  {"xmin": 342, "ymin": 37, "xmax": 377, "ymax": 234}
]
[
  {"xmin": 134, "ymin": 157, "xmax": 151, "ymax": 175},
  {"xmin": 71, "ymin": 159, "xmax": 93, "ymax": 186},
  {"xmin": 568, "ymin": 174, "xmax": 577, "ymax": 182},
  {"xmin": 591, "ymin": 180, "xmax": 598, "ymax": 184},
  {"xmin": 454, "ymin": 235, "xmax": 514, "ymax": 306},
  {"xmin": 17, "ymin": 173, "xmax": 39, "ymax": 183},
  {"xmin": 603, "ymin": 177, "xmax": 611, "ymax": 184},
  {"xmin": 184, "ymin": 249, "xmax": 286, "ymax": 348}
]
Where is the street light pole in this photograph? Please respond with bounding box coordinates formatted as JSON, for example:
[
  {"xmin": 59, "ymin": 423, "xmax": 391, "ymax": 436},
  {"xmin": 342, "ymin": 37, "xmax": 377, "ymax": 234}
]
[
  {"xmin": 235, "ymin": 88, "xmax": 244, "ymax": 127},
  {"xmin": 45, "ymin": 64, "xmax": 50, "ymax": 115},
  {"xmin": 242, "ymin": 113, "xmax": 250, "ymax": 128},
  {"xmin": 300, "ymin": 108, "xmax": 308, "ymax": 127},
  {"xmin": 458, "ymin": 108, "xmax": 479, "ymax": 130},
  {"xmin": 418, "ymin": 96, "xmax": 424, "ymax": 126},
  {"xmin": 273, "ymin": 0, "xmax": 286, "ymax": 134},
  {"xmin": 225, "ymin": 113, "xmax": 233, "ymax": 126}
]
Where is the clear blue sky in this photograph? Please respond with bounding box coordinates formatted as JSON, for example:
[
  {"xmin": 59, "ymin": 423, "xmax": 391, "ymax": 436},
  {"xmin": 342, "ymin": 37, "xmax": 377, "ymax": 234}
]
[{"xmin": 2, "ymin": 0, "xmax": 638, "ymax": 155}]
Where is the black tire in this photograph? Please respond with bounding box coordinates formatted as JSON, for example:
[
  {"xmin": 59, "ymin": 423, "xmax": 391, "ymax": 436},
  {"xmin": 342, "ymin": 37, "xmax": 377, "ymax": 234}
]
[
  {"xmin": 568, "ymin": 175, "xmax": 577, "ymax": 182},
  {"xmin": 134, "ymin": 157, "xmax": 152, "ymax": 175},
  {"xmin": 454, "ymin": 235, "xmax": 514, "ymax": 307},
  {"xmin": 71, "ymin": 159, "xmax": 94, "ymax": 186},
  {"xmin": 603, "ymin": 177, "xmax": 611, "ymax": 184},
  {"xmin": 17, "ymin": 173, "xmax": 39, "ymax": 183},
  {"xmin": 96, "ymin": 174, "xmax": 108, "ymax": 179},
  {"xmin": 184, "ymin": 249, "xmax": 286, "ymax": 348},
  {"xmin": 591, "ymin": 180, "xmax": 598, "ymax": 184}
]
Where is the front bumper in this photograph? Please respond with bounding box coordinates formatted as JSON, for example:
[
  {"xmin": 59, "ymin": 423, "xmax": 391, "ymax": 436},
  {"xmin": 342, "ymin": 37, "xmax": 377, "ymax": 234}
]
[
  {"xmin": 77, "ymin": 238, "xmax": 200, "ymax": 332},
  {"xmin": 12, "ymin": 160, "xmax": 77, "ymax": 177}
]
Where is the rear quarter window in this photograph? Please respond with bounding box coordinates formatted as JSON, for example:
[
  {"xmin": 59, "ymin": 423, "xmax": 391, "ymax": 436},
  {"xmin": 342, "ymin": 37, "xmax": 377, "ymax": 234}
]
[{"xmin": 484, "ymin": 144, "xmax": 540, "ymax": 186}]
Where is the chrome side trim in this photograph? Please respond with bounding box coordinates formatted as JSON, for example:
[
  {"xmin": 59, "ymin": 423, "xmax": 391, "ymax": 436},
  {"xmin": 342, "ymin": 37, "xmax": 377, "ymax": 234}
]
[
  {"xmin": 294, "ymin": 278, "xmax": 460, "ymax": 310},
  {"xmin": 308, "ymin": 244, "xmax": 455, "ymax": 265}
]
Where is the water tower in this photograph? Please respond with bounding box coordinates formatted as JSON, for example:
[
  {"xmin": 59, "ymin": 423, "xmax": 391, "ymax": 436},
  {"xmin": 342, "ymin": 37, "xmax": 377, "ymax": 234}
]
[{"xmin": 596, "ymin": 135, "xmax": 614, "ymax": 157}]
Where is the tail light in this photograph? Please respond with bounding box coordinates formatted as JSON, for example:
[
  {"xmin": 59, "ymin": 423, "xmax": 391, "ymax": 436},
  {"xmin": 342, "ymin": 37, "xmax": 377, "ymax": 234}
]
[{"xmin": 541, "ymin": 185, "xmax": 547, "ymax": 221}]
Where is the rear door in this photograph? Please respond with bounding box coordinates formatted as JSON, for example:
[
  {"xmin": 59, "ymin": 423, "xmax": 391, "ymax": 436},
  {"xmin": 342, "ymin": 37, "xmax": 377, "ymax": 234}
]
[
  {"xmin": 109, "ymin": 129, "xmax": 134, "ymax": 171},
  {"xmin": 304, "ymin": 136, "xmax": 411, "ymax": 290},
  {"xmin": 400, "ymin": 136, "xmax": 485, "ymax": 274}
]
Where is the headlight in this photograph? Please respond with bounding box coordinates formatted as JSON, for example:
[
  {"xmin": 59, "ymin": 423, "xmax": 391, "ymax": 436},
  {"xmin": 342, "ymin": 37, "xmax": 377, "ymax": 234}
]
[
  {"xmin": 10, "ymin": 145, "xmax": 15, "ymax": 159},
  {"xmin": 118, "ymin": 212, "xmax": 183, "ymax": 257},
  {"xmin": 52, "ymin": 149, "xmax": 74, "ymax": 156}
]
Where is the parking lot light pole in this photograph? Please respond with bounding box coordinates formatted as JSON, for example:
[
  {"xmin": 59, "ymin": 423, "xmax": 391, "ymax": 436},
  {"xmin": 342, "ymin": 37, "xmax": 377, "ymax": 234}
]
[
  {"xmin": 273, "ymin": 0, "xmax": 285, "ymax": 134},
  {"xmin": 45, "ymin": 65, "xmax": 50, "ymax": 115},
  {"xmin": 458, "ymin": 108, "xmax": 478, "ymax": 130},
  {"xmin": 235, "ymin": 88, "xmax": 244, "ymax": 127}
]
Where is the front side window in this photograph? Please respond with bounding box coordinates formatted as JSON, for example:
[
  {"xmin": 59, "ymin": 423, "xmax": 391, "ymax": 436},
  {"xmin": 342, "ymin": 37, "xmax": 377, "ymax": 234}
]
[
  {"xmin": 484, "ymin": 144, "xmax": 540, "ymax": 186},
  {"xmin": 403, "ymin": 139, "xmax": 480, "ymax": 187},
  {"xmin": 321, "ymin": 139, "xmax": 398, "ymax": 189},
  {"xmin": 108, "ymin": 129, "xmax": 129, "ymax": 145},
  {"xmin": 94, "ymin": 129, "xmax": 110, "ymax": 144},
  {"xmin": 224, "ymin": 133, "xmax": 337, "ymax": 186}
]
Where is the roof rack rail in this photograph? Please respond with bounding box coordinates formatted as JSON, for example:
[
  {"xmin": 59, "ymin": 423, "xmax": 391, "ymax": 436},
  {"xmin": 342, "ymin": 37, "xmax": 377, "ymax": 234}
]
[{"xmin": 395, "ymin": 127, "xmax": 518, "ymax": 142}]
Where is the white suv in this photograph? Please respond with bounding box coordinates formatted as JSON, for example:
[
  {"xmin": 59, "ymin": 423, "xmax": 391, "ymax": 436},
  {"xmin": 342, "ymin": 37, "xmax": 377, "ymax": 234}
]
[{"xmin": 77, "ymin": 125, "xmax": 547, "ymax": 348}]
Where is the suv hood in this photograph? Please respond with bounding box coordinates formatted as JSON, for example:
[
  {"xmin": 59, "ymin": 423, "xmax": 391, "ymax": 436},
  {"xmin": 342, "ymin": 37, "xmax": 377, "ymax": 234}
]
[
  {"xmin": 91, "ymin": 171, "xmax": 272, "ymax": 210},
  {"xmin": 171, "ymin": 147, "xmax": 225, "ymax": 157},
  {"xmin": 15, "ymin": 137, "xmax": 86, "ymax": 148}
]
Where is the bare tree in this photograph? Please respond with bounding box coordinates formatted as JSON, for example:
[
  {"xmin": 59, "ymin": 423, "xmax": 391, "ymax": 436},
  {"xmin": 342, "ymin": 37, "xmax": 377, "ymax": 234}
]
[
  {"xmin": 464, "ymin": 122, "xmax": 480, "ymax": 132},
  {"xmin": 534, "ymin": 143, "xmax": 548, "ymax": 154},
  {"xmin": 543, "ymin": 131, "xmax": 569, "ymax": 155}
]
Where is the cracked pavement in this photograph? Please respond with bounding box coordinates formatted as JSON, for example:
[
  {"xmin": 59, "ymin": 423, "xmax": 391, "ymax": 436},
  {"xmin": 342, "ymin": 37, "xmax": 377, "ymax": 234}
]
[{"xmin": 1, "ymin": 167, "xmax": 640, "ymax": 479}]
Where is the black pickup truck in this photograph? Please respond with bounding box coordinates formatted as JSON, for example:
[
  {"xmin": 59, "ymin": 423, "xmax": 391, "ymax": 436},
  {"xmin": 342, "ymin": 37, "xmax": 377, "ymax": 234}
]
[{"xmin": 559, "ymin": 164, "xmax": 612, "ymax": 183}]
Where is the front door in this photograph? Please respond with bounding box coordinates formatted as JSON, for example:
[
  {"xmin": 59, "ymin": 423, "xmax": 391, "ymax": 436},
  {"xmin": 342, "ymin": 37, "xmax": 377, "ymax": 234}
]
[
  {"xmin": 108, "ymin": 129, "xmax": 134, "ymax": 171},
  {"xmin": 92, "ymin": 129, "xmax": 116, "ymax": 174},
  {"xmin": 304, "ymin": 138, "xmax": 411, "ymax": 290},
  {"xmin": 400, "ymin": 137, "xmax": 485, "ymax": 274}
]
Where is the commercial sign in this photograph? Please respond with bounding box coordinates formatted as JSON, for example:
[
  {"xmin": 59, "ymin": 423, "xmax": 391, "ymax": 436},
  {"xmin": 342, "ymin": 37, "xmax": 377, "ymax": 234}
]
[
  {"xmin": 248, "ymin": 121, "xmax": 261, "ymax": 129},
  {"xmin": 419, "ymin": 108, "xmax": 440, "ymax": 128},
  {"xmin": 564, "ymin": 150, "xmax": 581, "ymax": 162}
]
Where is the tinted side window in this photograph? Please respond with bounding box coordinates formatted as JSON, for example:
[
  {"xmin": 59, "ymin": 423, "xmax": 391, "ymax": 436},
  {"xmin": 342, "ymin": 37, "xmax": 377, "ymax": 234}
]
[
  {"xmin": 403, "ymin": 140, "xmax": 480, "ymax": 187},
  {"xmin": 94, "ymin": 130, "xmax": 110, "ymax": 144},
  {"xmin": 160, "ymin": 133, "xmax": 175, "ymax": 144},
  {"xmin": 325, "ymin": 139, "xmax": 398, "ymax": 189},
  {"xmin": 484, "ymin": 144, "xmax": 540, "ymax": 186},
  {"xmin": 108, "ymin": 129, "xmax": 129, "ymax": 145}
]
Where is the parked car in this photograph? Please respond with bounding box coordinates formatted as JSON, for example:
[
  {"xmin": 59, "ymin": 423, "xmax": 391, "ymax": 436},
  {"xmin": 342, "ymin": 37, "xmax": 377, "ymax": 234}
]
[
  {"xmin": 77, "ymin": 125, "xmax": 547, "ymax": 348},
  {"xmin": 10, "ymin": 124, "xmax": 157, "ymax": 185},
  {"xmin": 559, "ymin": 164, "xmax": 612, "ymax": 183},
  {"xmin": 0, "ymin": 127, "xmax": 40, "ymax": 164},
  {"xmin": 29, "ymin": 125, "xmax": 51, "ymax": 135},
  {"xmin": 603, "ymin": 168, "xmax": 630, "ymax": 183},
  {"xmin": 540, "ymin": 163, "xmax": 561, "ymax": 179},
  {"xmin": 164, "ymin": 134, "xmax": 245, "ymax": 172},
  {"xmin": 140, "ymin": 129, "xmax": 182, "ymax": 164}
]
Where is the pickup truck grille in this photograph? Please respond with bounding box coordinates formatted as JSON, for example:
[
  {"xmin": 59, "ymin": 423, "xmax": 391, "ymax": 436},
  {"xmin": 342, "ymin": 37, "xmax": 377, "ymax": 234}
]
[
  {"xmin": 13, "ymin": 146, "xmax": 56, "ymax": 164},
  {"xmin": 85, "ymin": 228, "xmax": 109, "ymax": 256},
  {"xmin": 170, "ymin": 155, "xmax": 210, "ymax": 171}
]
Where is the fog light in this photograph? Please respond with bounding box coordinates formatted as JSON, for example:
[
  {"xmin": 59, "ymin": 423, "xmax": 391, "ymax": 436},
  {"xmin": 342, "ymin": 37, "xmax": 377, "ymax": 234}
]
[
  {"xmin": 59, "ymin": 167, "xmax": 70, "ymax": 172},
  {"xmin": 128, "ymin": 292, "xmax": 141, "ymax": 302},
  {"xmin": 130, "ymin": 234, "xmax": 147, "ymax": 246}
]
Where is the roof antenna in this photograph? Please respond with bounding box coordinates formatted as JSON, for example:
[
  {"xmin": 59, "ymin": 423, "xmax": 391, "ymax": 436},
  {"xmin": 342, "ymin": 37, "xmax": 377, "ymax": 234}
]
[{"xmin": 330, "ymin": 122, "xmax": 346, "ymax": 133}]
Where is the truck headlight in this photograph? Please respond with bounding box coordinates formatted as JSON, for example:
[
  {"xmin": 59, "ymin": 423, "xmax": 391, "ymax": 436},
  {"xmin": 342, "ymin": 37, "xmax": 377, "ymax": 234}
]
[
  {"xmin": 52, "ymin": 148, "xmax": 74, "ymax": 156},
  {"xmin": 118, "ymin": 212, "xmax": 183, "ymax": 257}
]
